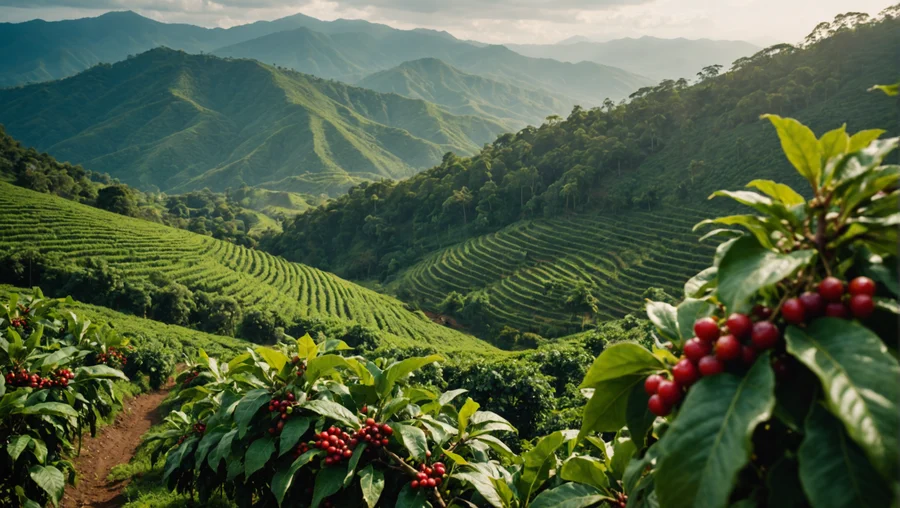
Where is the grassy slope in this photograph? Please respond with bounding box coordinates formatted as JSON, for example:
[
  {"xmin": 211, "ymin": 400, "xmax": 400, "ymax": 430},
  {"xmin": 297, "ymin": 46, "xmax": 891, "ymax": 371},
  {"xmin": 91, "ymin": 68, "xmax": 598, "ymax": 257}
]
[
  {"xmin": 0, "ymin": 48, "xmax": 506, "ymax": 196},
  {"xmin": 0, "ymin": 182, "xmax": 497, "ymax": 354},
  {"xmin": 357, "ymin": 58, "xmax": 575, "ymax": 128}
]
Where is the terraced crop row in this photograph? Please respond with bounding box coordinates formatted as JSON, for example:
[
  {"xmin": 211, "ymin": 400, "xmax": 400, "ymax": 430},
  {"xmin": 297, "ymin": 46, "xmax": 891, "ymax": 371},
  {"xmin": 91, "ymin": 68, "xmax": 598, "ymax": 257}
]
[
  {"xmin": 0, "ymin": 183, "xmax": 492, "ymax": 353},
  {"xmin": 397, "ymin": 206, "xmax": 717, "ymax": 334}
]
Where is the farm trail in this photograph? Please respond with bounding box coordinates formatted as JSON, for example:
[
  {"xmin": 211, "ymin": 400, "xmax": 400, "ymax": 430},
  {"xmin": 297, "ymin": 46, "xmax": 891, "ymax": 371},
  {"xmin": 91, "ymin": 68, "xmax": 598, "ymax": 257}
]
[{"xmin": 61, "ymin": 387, "xmax": 171, "ymax": 507}]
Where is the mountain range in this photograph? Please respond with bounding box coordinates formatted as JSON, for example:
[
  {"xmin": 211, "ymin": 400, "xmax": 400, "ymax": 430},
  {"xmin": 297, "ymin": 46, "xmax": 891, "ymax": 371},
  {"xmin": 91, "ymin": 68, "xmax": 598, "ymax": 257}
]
[
  {"xmin": 506, "ymin": 36, "xmax": 760, "ymax": 81},
  {"xmin": 0, "ymin": 48, "xmax": 507, "ymax": 194}
]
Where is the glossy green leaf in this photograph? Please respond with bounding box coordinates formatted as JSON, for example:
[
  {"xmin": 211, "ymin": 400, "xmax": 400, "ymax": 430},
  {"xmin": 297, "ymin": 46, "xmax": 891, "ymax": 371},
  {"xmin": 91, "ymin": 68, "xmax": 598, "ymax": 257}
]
[
  {"xmin": 395, "ymin": 424, "xmax": 428, "ymax": 461},
  {"xmin": 358, "ymin": 465, "xmax": 384, "ymax": 508},
  {"xmin": 305, "ymin": 355, "xmax": 354, "ymax": 384},
  {"xmin": 234, "ymin": 389, "xmax": 270, "ymax": 438},
  {"xmin": 458, "ymin": 397, "xmax": 480, "ymax": 436},
  {"xmin": 848, "ymin": 129, "xmax": 887, "ymax": 153},
  {"xmin": 581, "ymin": 375, "xmax": 646, "ymax": 437},
  {"xmin": 645, "ymin": 301, "xmax": 678, "ymax": 341},
  {"xmin": 624, "ymin": 443, "xmax": 660, "ymax": 494},
  {"xmin": 244, "ymin": 437, "xmax": 275, "ymax": 477},
  {"xmin": 279, "ymin": 417, "xmax": 310, "ymax": 457},
  {"xmin": 16, "ymin": 402, "xmax": 78, "ymax": 418},
  {"xmin": 31, "ymin": 438, "xmax": 47, "ymax": 465},
  {"xmin": 695, "ymin": 216, "xmax": 776, "ymax": 249},
  {"xmin": 745, "ymin": 179, "xmax": 805, "ymax": 206},
  {"xmin": 625, "ymin": 382, "xmax": 656, "ymax": 449},
  {"xmin": 610, "ymin": 433, "xmax": 636, "ymax": 481},
  {"xmin": 869, "ymin": 82, "xmax": 899, "ymax": 97},
  {"xmin": 8, "ymin": 435, "xmax": 31, "ymax": 461},
  {"xmin": 455, "ymin": 470, "xmax": 504, "ymax": 508},
  {"xmin": 442, "ymin": 447, "xmax": 468, "ymax": 466},
  {"xmin": 560, "ymin": 456, "xmax": 609, "ymax": 489},
  {"xmin": 256, "ymin": 347, "xmax": 289, "ymax": 372},
  {"xmin": 830, "ymin": 138, "xmax": 899, "ymax": 185},
  {"xmin": 438, "ymin": 388, "xmax": 468, "ymax": 406},
  {"xmin": 517, "ymin": 430, "xmax": 570, "ymax": 503},
  {"xmin": 655, "ymin": 358, "xmax": 775, "ymax": 508},
  {"xmin": 529, "ymin": 482, "xmax": 606, "ymax": 508},
  {"xmin": 762, "ymin": 114, "xmax": 823, "ymax": 187},
  {"xmin": 382, "ymin": 355, "xmax": 441, "ymax": 393},
  {"xmin": 311, "ymin": 465, "xmax": 344, "ymax": 508},
  {"xmin": 297, "ymin": 333, "xmax": 318, "ymax": 360},
  {"xmin": 29, "ymin": 465, "xmax": 65, "ymax": 506},
  {"xmin": 195, "ymin": 429, "xmax": 225, "ymax": 467},
  {"xmin": 343, "ymin": 444, "xmax": 366, "ymax": 487},
  {"xmin": 716, "ymin": 236, "xmax": 814, "ymax": 313},
  {"xmin": 303, "ymin": 399, "xmax": 360, "ymax": 429},
  {"xmin": 580, "ymin": 343, "xmax": 665, "ymax": 388},
  {"xmin": 75, "ymin": 364, "xmax": 128, "ymax": 380},
  {"xmin": 818, "ymin": 125, "xmax": 849, "ymax": 163},
  {"xmin": 785, "ymin": 319, "xmax": 899, "ymax": 480},
  {"xmin": 473, "ymin": 434, "xmax": 515, "ymax": 458},
  {"xmin": 798, "ymin": 405, "xmax": 891, "ymax": 508},
  {"xmin": 271, "ymin": 449, "xmax": 322, "ymax": 506},
  {"xmin": 209, "ymin": 429, "xmax": 237, "ymax": 469},
  {"xmin": 684, "ymin": 267, "xmax": 717, "ymax": 298}
]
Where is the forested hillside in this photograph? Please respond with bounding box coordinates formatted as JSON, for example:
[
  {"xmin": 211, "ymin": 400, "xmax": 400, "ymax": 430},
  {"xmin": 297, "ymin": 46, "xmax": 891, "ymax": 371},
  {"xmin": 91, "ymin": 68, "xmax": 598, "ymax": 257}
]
[
  {"xmin": 264, "ymin": 12, "xmax": 900, "ymax": 338},
  {"xmin": 357, "ymin": 58, "xmax": 576, "ymax": 128},
  {"xmin": 507, "ymin": 36, "xmax": 759, "ymax": 81},
  {"xmin": 0, "ymin": 48, "xmax": 507, "ymax": 195},
  {"xmin": 0, "ymin": 181, "xmax": 493, "ymax": 353}
]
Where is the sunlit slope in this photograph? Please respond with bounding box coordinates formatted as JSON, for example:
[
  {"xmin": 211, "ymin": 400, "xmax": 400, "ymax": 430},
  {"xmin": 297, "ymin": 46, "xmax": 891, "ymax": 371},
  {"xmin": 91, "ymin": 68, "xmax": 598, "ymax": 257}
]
[
  {"xmin": 395, "ymin": 207, "xmax": 716, "ymax": 334},
  {"xmin": 0, "ymin": 182, "xmax": 494, "ymax": 353}
]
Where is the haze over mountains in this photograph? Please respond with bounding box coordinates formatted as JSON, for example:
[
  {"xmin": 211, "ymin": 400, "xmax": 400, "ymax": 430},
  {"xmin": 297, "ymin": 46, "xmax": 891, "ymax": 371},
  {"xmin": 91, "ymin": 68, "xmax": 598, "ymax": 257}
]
[
  {"xmin": 0, "ymin": 48, "xmax": 507, "ymax": 194},
  {"xmin": 506, "ymin": 36, "xmax": 761, "ymax": 81}
]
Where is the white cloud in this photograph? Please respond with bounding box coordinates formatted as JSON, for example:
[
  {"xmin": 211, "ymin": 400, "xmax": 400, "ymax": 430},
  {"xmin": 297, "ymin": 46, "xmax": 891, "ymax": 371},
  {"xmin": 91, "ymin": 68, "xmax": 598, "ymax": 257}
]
[{"xmin": 0, "ymin": 0, "xmax": 895, "ymax": 44}]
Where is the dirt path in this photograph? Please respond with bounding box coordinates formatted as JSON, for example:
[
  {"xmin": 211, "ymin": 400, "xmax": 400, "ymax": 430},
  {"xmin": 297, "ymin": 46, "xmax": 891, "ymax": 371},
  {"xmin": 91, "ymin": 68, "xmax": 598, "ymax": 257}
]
[{"xmin": 62, "ymin": 388, "xmax": 171, "ymax": 508}]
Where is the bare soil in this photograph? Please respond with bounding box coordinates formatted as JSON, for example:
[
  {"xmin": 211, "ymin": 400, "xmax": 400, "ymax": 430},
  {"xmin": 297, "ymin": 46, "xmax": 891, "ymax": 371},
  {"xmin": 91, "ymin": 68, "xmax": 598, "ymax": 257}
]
[{"xmin": 61, "ymin": 388, "xmax": 171, "ymax": 508}]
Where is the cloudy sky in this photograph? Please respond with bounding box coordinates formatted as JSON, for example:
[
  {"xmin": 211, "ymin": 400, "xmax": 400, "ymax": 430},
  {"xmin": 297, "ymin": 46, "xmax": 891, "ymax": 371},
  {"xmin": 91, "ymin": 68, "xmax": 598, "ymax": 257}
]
[{"xmin": 0, "ymin": 0, "xmax": 894, "ymax": 45}]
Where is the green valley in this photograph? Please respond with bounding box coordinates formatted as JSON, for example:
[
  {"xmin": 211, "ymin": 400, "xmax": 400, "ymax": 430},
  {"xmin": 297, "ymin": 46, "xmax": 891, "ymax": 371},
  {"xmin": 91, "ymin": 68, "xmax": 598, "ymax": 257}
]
[
  {"xmin": 357, "ymin": 58, "xmax": 575, "ymax": 129},
  {"xmin": 0, "ymin": 48, "xmax": 507, "ymax": 195},
  {"xmin": 0, "ymin": 181, "xmax": 494, "ymax": 354}
]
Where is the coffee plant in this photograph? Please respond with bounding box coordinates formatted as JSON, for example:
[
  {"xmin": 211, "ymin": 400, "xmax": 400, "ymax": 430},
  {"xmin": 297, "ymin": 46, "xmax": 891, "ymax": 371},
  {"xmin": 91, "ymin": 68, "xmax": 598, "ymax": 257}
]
[
  {"xmin": 0, "ymin": 289, "xmax": 130, "ymax": 506},
  {"xmin": 577, "ymin": 117, "xmax": 898, "ymax": 507}
]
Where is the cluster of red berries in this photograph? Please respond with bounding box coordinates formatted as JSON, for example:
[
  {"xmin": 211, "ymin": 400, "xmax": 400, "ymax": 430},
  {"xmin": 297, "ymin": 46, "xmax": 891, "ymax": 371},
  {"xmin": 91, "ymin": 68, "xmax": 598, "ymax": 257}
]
[
  {"xmin": 782, "ymin": 276, "xmax": 876, "ymax": 323},
  {"xmin": 5, "ymin": 368, "xmax": 74, "ymax": 389},
  {"xmin": 612, "ymin": 492, "xmax": 628, "ymax": 508},
  {"xmin": 646, "ymin": 310, "xmax": 782, "ymax": 416},
  {"xmin": 97, "ymin": 347, "xmax": 127, "ymax": 366},
  {"xmin": 410, "ymin": 461, "xmax": 446, "ymax": 489},
  {"xmin": 8, "ymin": 316, "xmax": 27, "ymax": 328},
  {"xmin": 267, "ymin": 392, "xmax": 296, "ymax": 435},
  {"xmin": 355, "ymin": 417, "xmax": 392, "ymax": 449},
  {"xmin": 182, "ymin": 368, "xmax": 201, "ymax": 386},
  {"xmin": 292, "ymin": 356, "xmax": 307, "ymax": 377},
  {"xmin": 315, "ymin": 426, "xmax": 355, "ymax": 466},
  {"xmin": 292, "ymin": 441, "xmax": 311, "ymax": 459},
  {"xmin": 193, "ymin": 422, "xmax": 207, "ymax": 434}
]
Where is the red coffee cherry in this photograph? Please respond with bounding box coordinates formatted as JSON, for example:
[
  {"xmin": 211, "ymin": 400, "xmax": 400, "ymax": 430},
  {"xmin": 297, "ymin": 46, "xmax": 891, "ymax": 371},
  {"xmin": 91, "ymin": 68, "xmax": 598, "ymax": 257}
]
[
  {"xmin": 799, "ymin": 291, "xmax": 826, "ymax": 319},
  {"xmin": 644, "ymin": 374, "xmax": 663, "ymax": 395},
  {"xmin": 825, "ymin": 302, "xmax": 849, "ymax": 318},
  {"xmin": 725, "ymin": 313, "xmax": 752, "ymax": 339},
  {"xmin": 848, "ymin": 277, "xmax": 876, "ymax": 297},
  {"xmin": 647, "ymin": 394, "xmax": 670, "ymax": 416},
  {"xmin": 698, "ymin": 355, "xmax": 725, "ymax": 376},
  {"xmin": 656, "ymin": 380, "xmax": 682, "ymax": 406},
  {"xmin": 752, "ymin": 305, "xmax": 773, "ymax": 320},
  {"xmin": 683, "ymin": 338, "xmax": 712, "ymax": 363},
  {"xmin": 781, "ymin": 298, "xmax": 805, "ymax": 324},
  {"xmin": 818, "ymin": 277, "xmax": 845, "ymax": 302},
  {"xmin": 715, "ymin": 334, "xmax": 741, "ymax": 361},
  {"xmin": 849, "ymin": 294, "xmax": 875, "ymax": 319},
  {"xmin": 693, "ymin": 317, "xmax": 720, "ymax": 342},
  {"xmin": 751, "ymin": 321, "xmax": 780, "ymax": 350},
  {"xmin": 672, "ymin": 358, "xmax": 699, "ymax": 386}
]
